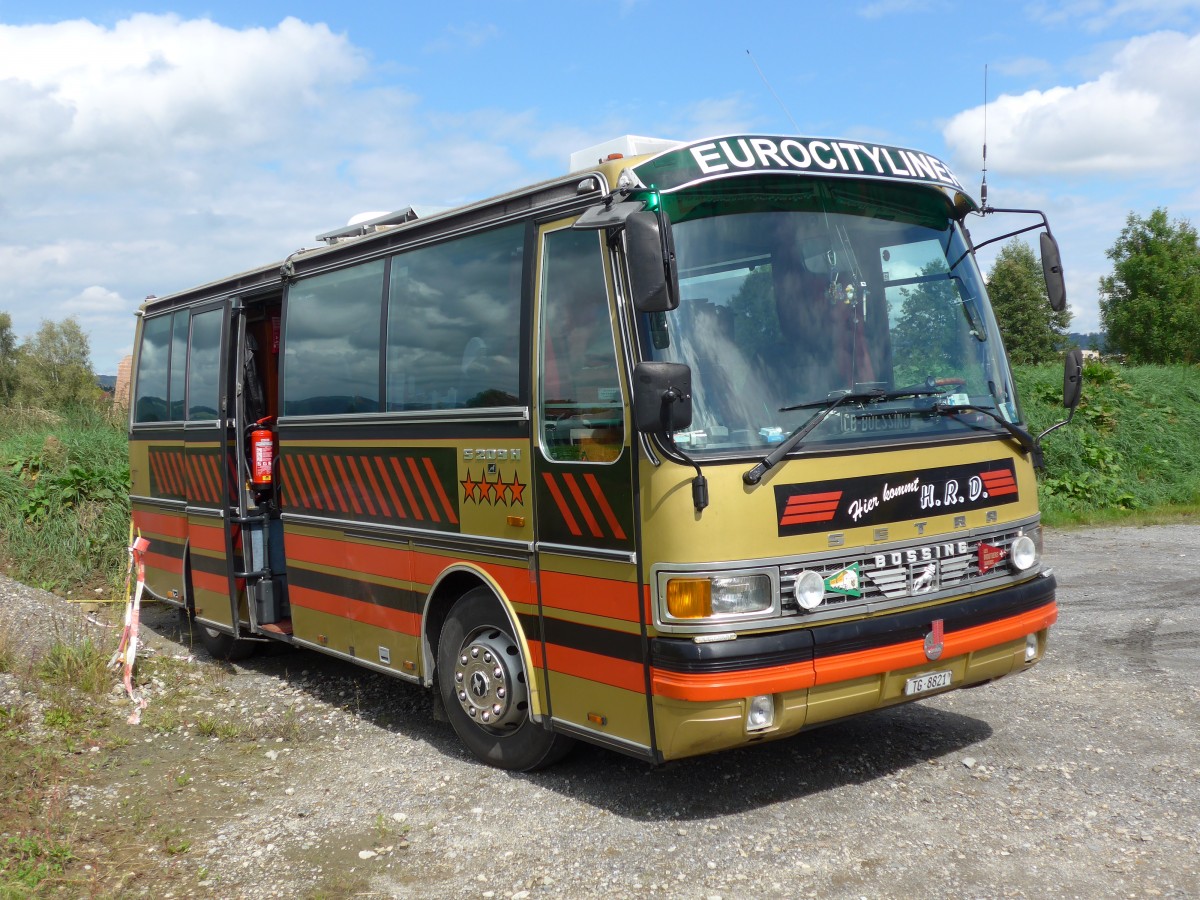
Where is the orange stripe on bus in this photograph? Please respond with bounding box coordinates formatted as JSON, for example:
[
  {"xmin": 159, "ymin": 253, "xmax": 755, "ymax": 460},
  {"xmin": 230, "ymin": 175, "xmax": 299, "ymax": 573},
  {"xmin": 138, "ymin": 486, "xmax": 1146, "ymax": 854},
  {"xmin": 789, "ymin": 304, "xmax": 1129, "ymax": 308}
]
[
  {"xmin": 132, "ymin": 509, "xmax": 188, "ymax": 538},
  {"xmin": 188, "ymin": 523, "xmax": 226, "ymax": 553},
  {"xmin": 191, "ymin": 568, "xmax": 229, "ymax": 594},
  {"xmin": 287, "ymin": 534, "xmax": 407, "ymax": 581},
  {"xmin": 543, "ymin": 643, "xmax": 645, "ymax": 693},
  {"xmin": 406, "ymin": 457, "xmax": 440, "ymax": 523},
  {"xmin": 814, "ymin": 601, "xmax": 1056, "ymax": 685},
  {"xmin": 320, "ymin": 456, "xmax": 349, "ymax": 513},
  {"xmin": 371, "ymin": 456, "xmax": 404, "ymax": 518},
  {"xmin": 540, "ymin": 570, "xmax": 641, "ymax": 622},
  {"xmin": 423, "ymin": 456, "xmax": 458, "ymax": 525},
  {"xmin": 584, "ymin": 473, "xmax": 626, "ymax": 540},
  {"xmin": 541, "ymin": 473, "xmax": 581, "ymax": 536},
  {"xmin": 298, "ymin": 454, "xmax": 329, "ymax": 511},
  {"xmin": 359, "ymin": 455, "xmax": 390, "ymax": 517},
  {"xmin": 562, "ymin": 473, "xmax": 603, "ymax": 538},
  {"xmin": 346, "ymin": 456, "xmax": 378, "ymax": 517},
  {"xmin": 144, "ymin": 551, "xmax": 183, "ymax": 576},
  {"xmin": 333, "ymin": 456, "xmax": 364, "ymax": 516},
  {"xmin": 652, "ymin": 657, "xmax": 816, "ymax": 702},
  {"xmin": 651, "ymin": 601, "xmax": 1058, "ymax": 703},
  {"xmin": 390, "ymin": 458, "xmax": 423, "ymax": 520},
  {"xmin": 290, "ymin": 585, "xmax": 420, "ymax": 635}
]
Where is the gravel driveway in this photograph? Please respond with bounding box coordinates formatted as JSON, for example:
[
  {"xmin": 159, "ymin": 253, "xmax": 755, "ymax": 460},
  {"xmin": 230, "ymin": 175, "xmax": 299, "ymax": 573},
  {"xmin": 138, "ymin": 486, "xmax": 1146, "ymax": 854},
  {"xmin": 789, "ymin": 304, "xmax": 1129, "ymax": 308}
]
[{"xmin": 5, "ymin": 524, "xmax": 1198, "ymax": 898}]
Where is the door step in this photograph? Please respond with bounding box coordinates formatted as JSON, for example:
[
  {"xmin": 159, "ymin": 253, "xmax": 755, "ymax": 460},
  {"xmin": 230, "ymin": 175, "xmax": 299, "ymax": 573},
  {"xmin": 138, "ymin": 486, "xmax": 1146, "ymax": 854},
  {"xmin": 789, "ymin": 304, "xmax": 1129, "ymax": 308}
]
[{"xmin": 260, "ymin": 620, "xmax": 293, "ymax": 635}]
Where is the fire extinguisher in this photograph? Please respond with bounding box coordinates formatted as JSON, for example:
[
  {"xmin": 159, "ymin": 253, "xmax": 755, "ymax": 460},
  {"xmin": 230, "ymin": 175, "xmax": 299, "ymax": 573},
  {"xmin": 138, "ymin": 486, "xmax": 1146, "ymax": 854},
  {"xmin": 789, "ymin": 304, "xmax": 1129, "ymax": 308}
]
[{"xmin": 249, "ymin": 416, "xmax": 277, "ymax": 487}]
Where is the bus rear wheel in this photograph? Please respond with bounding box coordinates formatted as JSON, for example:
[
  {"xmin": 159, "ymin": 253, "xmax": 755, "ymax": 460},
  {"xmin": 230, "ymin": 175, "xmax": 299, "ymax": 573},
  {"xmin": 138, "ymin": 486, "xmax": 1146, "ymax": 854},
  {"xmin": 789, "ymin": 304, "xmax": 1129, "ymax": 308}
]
[
  {"xmin": 437, "ymin": 588, "xmax": 573, "ymax": 771},
  {"xmin": 179, "ymin": 608, "xmax": 258, "ymax": 661}
]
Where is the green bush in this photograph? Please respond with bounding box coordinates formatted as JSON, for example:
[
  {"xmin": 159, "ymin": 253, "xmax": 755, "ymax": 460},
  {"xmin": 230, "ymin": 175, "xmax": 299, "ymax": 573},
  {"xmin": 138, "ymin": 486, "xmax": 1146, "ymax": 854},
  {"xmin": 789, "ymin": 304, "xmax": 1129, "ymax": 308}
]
[
  {"xmin": 0, "ymin": 403, "xmax": 129, "ymax": 595},
  {"xmin": 1015, "ymin": 360, "xmax": 1200, "ymax": 525}
]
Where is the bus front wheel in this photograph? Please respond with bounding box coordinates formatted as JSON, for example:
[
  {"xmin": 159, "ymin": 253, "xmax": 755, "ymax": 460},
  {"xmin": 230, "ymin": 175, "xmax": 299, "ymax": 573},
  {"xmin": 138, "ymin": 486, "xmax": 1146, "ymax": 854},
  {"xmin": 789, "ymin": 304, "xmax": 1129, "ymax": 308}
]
[{"xmin": 437, "ymin": 588, "xmax": 573, "ymax": 771}]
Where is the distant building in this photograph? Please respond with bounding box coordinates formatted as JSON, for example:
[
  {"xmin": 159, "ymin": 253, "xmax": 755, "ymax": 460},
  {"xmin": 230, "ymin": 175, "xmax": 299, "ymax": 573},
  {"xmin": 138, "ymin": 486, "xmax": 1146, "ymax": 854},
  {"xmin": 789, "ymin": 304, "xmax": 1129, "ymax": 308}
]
[{"xmin": 115, "ymin": 355, "xmax": 132, "ymax": 409}]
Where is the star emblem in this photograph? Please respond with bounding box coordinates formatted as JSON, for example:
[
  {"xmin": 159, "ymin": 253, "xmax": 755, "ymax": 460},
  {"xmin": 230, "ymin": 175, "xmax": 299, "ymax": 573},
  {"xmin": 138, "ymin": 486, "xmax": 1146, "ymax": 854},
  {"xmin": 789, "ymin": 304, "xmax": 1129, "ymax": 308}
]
[
  {"xmin": 503, "ymin": 472, "xmax": 526, "ymax": 506},
  {"xmin": 460, "ymin": 469, "xmax": 480, "ymax": 503}
]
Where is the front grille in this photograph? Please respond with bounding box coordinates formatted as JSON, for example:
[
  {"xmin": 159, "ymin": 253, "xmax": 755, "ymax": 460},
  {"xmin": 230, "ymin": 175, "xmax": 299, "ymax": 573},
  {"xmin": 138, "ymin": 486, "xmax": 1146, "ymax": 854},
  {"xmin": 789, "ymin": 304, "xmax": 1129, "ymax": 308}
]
[{"xmin": 779, "ymin": 526, "xmax": 1033, "ymax": 615}]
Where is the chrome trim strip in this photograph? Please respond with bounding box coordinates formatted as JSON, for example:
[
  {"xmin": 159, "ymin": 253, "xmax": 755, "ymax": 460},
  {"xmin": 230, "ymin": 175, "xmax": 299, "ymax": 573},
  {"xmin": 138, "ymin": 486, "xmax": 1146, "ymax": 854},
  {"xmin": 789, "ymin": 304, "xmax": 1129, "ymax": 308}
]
[
  {"xmin": 277, "ymin": 407, "xmax": 529, "ymax": 427},
  {"xmin": 290, "ymin": 638, "xmax": 423, "ymax": 685},
  {"xmin": 130, "ymin": 495, "xmax": 188, "ymax": 512},
  {"xmin": 185, "ymin": 506, "xmax": 224, "ymax": 520},
  {"xmin": 548, "ymin": 718, "xmax": 652, "ymax": 759},
  {"xmin": 280, "ymin": 513, "xmax": 534, "ymax": 556},
  {"xmin": 536, "ymin": 542, "xmax": 637, "ymax": 564}
]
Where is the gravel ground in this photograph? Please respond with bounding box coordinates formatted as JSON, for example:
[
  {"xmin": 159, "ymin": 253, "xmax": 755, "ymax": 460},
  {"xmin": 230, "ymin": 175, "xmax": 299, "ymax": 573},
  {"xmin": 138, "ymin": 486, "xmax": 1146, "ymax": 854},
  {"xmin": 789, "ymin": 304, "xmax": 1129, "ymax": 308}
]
[{"xmin": 3, "ymin": 524, "xmax": 1198, "ymax": 898}]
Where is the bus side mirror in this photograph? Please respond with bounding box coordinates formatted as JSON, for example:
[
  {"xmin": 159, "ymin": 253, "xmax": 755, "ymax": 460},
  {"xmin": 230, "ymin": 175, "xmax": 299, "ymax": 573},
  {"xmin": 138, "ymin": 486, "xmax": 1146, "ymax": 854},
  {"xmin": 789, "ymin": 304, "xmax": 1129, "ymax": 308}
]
[
  {"xmin": 1040, "ymin": 232, "xmax": 1067, "ymax": 313},
  {"xmin": 1063, "ymin": 347, "xmax": 1083, "ymax": 411},
  {"xmin": 633, "ymin": 362, "xmax": 692, "ymax": 433},
  {"xmin": 626, "ymin": 210, "xmax": 679, "ymax": 313}
]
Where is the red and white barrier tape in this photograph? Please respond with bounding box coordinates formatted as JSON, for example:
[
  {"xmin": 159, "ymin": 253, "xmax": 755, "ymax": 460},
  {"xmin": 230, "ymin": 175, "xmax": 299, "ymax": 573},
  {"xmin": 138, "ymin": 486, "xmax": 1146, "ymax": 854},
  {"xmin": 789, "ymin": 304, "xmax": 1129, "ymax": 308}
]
[{"xmin": 109, "ymin": 534, "xmax": 151, "ymax": 724}]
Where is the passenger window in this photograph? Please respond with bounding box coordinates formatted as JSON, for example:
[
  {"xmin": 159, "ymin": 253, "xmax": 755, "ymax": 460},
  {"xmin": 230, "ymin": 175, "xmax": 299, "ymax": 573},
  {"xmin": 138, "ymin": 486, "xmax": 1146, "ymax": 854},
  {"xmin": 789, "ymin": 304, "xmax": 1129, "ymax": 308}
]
[
  {"xmin": 187, "ymin": 309, "xmax": 224, "ymax": 420},
  {"xmin": 538, "ymin": 228, "xmax": 623, "ymax": 462},
  {"xmin": 283, "ymin": 260, "xmax": 385, "ymax": 415},
  {"xmin": 133, "ymin": 315, "xmax": 172, "ymax": 423},
  {"xmin": 386, "ymin": 224, "xmax": 524, "ymax": 411},
  {"xmin": 169, "ymin": 313, "xmax": 189, "ymax": 420}
]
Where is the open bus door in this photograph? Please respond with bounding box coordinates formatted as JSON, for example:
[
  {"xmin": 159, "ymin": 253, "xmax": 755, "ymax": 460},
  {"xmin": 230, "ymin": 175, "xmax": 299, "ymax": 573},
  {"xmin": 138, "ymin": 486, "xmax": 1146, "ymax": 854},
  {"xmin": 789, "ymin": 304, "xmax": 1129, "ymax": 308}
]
[
  {"xmin": 531, "ymin": 219, "xmax": 650, "ymax": 759},
  {"xmin": 180, "ymin": 300, "xmax": 245, "ymax": 639}
]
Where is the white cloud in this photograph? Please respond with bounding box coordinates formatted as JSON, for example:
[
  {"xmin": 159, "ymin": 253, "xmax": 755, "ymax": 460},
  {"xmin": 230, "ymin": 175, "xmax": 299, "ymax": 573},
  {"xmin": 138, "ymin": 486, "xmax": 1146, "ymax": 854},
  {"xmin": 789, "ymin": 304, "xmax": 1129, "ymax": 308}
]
[
  {"xmin": 943, "ymin": 30, "xmax": 1200, "ymax": 176},
  {"xmin": 1027, "ymin": 0, "xmax": 1200, "ymax": 33}
]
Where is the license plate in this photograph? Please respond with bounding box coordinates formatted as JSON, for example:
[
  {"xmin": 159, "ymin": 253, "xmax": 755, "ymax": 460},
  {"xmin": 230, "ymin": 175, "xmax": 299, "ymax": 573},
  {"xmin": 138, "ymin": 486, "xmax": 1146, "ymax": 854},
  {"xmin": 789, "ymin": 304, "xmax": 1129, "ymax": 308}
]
[{"xmin": 904, "ymin": 670, "xmax": 952, "ymax": 696}]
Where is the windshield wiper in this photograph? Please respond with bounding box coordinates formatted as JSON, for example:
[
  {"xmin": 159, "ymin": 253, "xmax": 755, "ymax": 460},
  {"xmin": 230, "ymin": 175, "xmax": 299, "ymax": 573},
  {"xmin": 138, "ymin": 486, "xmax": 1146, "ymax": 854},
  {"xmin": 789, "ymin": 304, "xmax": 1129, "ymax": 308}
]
[
  {"xmin": 931, "ymin": 401, "xmax": 1044, "ymax": 467},
  {"xmin": 779, "ymin": 387, "xmax": 942, "ymax": 412},
  {"xmin": 744, "ymin": 390, "xmax": 867, "ymax": 485}
]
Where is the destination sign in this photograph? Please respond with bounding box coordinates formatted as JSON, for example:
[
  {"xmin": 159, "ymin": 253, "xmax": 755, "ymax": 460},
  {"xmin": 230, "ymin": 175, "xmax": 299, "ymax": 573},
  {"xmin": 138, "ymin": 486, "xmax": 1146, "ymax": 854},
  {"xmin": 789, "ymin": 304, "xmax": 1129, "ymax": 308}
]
[{"xmin": 632, "ymin": 134, "xmax": 970, "ymax": 198}]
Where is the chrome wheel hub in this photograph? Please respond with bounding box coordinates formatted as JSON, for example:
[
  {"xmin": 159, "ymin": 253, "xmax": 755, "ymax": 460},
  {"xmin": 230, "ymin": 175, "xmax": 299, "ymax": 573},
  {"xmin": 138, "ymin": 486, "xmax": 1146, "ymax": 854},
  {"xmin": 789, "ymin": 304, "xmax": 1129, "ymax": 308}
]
[{"xmin": 453, "ymin": 626, "xmax": 528, "ymax": 732}]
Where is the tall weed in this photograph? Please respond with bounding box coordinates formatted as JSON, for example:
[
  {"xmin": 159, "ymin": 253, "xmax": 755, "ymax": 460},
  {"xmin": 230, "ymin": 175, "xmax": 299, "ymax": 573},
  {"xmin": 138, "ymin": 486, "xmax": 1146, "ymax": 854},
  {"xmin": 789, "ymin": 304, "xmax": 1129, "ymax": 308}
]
[{"xmin": 0, "ymin": 402, "xmax": 129, "ymax": 595}]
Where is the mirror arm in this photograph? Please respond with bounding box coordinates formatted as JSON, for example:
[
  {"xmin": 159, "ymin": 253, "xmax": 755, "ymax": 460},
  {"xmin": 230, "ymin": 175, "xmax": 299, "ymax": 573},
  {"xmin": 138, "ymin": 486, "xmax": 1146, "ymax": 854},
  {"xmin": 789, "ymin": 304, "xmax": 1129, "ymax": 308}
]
[{"xmin": 659, "ymin": 389, "xmax": 708, "ymax": 512}]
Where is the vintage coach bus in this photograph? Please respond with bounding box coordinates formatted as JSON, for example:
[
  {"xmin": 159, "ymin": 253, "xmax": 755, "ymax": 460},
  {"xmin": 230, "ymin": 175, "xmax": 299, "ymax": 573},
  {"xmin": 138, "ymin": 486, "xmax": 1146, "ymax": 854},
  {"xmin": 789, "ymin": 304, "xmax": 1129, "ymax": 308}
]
[{"xmin": 128, "ymin": 133, "xmax": 1082, "ymax": 770}]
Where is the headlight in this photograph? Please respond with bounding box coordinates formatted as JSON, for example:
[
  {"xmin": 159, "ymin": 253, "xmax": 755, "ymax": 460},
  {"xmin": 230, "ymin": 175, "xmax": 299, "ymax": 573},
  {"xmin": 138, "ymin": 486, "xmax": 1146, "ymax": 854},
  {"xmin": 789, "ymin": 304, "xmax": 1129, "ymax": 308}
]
[
  {"xmin": 794, "ymin": 570, "xmax": 826, "ymax": 610},
  {"xmin": 1010, "ymin": 534, "xmax": 1038, "ymax": 571},
  {"xmin": 665, "ymin": 573, "xmax": 773, "ymax": 620}
]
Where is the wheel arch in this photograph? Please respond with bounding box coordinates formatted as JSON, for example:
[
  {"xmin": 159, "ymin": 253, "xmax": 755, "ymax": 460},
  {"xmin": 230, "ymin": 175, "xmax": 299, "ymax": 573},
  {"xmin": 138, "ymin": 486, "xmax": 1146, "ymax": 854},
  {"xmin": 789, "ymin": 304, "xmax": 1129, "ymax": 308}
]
[{"xmin": 420, "ymin": 563, "xmax": 545, "ymax": 719}]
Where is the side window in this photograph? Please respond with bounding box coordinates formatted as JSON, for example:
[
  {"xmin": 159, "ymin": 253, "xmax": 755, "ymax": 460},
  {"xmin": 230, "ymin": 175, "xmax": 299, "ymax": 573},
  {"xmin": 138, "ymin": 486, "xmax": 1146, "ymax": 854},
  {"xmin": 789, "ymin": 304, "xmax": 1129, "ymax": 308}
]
[
  {"xmin": 133, "ymin": 315, "xmax": 172, "ymax": 423},
  {"xmin": 283, "ymin": 260, "xmax": 385, "ymax": 415},
  {"xmin": 386, "ymin": 223, "xmax": 523, "ymax": 411},
  {"xmin": 186, "ymin": 309, "xmax": 224, "ymax": 420},
  {"xmin": 169, "ymin": 313, "xmax": 189, "ymax": 419},
  {"xmin": 538, "ymin": 228, "xmax": 623, "ymax": 463}
]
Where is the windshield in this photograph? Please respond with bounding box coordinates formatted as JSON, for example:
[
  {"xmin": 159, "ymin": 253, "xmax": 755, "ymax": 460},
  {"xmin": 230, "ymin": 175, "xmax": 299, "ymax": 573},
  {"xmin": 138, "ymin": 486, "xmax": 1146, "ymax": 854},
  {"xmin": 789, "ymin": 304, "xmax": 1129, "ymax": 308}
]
[{"xmin": 637, "ymin": 177, "xmax": 1020, "ymax": 457}]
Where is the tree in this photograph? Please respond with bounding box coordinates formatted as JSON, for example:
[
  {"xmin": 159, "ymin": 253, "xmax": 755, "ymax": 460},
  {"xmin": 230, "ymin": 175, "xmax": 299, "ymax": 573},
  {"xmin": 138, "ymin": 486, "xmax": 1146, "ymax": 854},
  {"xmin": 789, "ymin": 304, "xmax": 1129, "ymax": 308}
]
[
  {"xmin": 1099, "ymin": 208, "xmax": 1200, "ymax": 364},
  {"xmin": 986, "ymin": 239, "xmax": 1070, "ymax": 365},
  {"xmin": 0, "ymin": 313, "xmax": 17, "ymax": 404},
  {"xmin": 16, "ymin": 317, "xmax": 99, "ymax": 408}
]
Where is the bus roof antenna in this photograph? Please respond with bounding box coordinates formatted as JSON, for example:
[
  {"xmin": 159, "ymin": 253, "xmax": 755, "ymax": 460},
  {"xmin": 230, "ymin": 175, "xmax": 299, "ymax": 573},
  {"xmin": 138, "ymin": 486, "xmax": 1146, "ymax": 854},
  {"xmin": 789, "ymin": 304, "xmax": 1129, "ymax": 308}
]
[
  {"xmin": 747, "ymin": 49, "xmax": 801, "ymax": 134},
  {"xmin": 981, "ymin": 63, "xmax": 989, "ymax": 210}
]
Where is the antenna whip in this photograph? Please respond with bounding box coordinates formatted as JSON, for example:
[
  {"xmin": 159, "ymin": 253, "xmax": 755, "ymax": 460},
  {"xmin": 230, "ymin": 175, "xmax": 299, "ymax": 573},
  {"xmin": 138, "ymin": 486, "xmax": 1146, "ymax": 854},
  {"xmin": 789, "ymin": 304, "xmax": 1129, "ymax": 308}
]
[{"xmin": 747, "ymin": 49, "xmax": 801, "ymax": 133}]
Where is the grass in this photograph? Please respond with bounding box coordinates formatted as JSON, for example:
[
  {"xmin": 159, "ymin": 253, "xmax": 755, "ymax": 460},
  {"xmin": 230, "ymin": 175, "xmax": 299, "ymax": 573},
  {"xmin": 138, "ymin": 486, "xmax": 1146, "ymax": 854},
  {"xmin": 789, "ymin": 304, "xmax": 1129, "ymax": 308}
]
[
  {"xmin": 0, "ymin": 401, "xmax": 130, "ymax": 597},
  {"xmin": 1014, "ymin": 360, "xmax": 1200, "ymax": 526}
]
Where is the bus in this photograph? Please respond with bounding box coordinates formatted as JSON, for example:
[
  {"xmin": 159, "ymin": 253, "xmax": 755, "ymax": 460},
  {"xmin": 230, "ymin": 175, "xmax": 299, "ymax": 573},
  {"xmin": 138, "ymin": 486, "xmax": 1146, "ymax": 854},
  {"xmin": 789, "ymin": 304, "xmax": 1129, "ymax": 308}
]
[{"xmin": 128, "ymin": 132, "xmax": 1082, "ymax": 770}]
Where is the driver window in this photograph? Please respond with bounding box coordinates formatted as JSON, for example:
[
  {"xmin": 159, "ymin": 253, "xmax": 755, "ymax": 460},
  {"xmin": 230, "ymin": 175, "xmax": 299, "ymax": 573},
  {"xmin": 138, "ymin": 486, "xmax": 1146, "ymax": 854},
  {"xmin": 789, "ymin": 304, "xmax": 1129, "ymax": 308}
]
[{"xmin": 538, "ymin": 228, "xmax": 623, "ymax": 463}]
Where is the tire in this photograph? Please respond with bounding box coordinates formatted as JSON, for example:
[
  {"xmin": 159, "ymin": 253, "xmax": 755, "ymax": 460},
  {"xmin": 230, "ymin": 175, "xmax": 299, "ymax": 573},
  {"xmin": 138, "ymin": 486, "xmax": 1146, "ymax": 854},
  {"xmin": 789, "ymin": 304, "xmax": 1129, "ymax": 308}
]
[
  {"xmin": 179, "ymin": 608, "xmax": 258, "ymax": 661},
  {"xmin": 437, "ymin": 588, "xmax": 573, "ymax": 771}
]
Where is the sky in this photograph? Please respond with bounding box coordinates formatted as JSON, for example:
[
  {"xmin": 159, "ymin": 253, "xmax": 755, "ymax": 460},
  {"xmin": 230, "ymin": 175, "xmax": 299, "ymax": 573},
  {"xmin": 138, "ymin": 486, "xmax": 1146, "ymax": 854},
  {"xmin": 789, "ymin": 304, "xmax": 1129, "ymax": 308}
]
[{"xmin": 2, "ymin": 1, "xmax": 1199, "ymax": 375}]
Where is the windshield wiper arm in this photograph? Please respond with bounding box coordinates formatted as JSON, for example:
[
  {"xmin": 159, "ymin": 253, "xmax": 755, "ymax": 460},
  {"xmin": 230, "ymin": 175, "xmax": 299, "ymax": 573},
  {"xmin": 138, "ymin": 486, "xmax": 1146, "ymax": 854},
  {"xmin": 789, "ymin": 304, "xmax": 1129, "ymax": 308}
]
[
  {"xmin": 779, "ymin": 387, "xmax": 941, "ymax": 412},
  {"xmin": 932, "ymin": 401, "xmax": 1044, "ymax": 467},
  {"xmin": 743, "ymin": 391, "xmax": 863, "ymax": 485}
]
